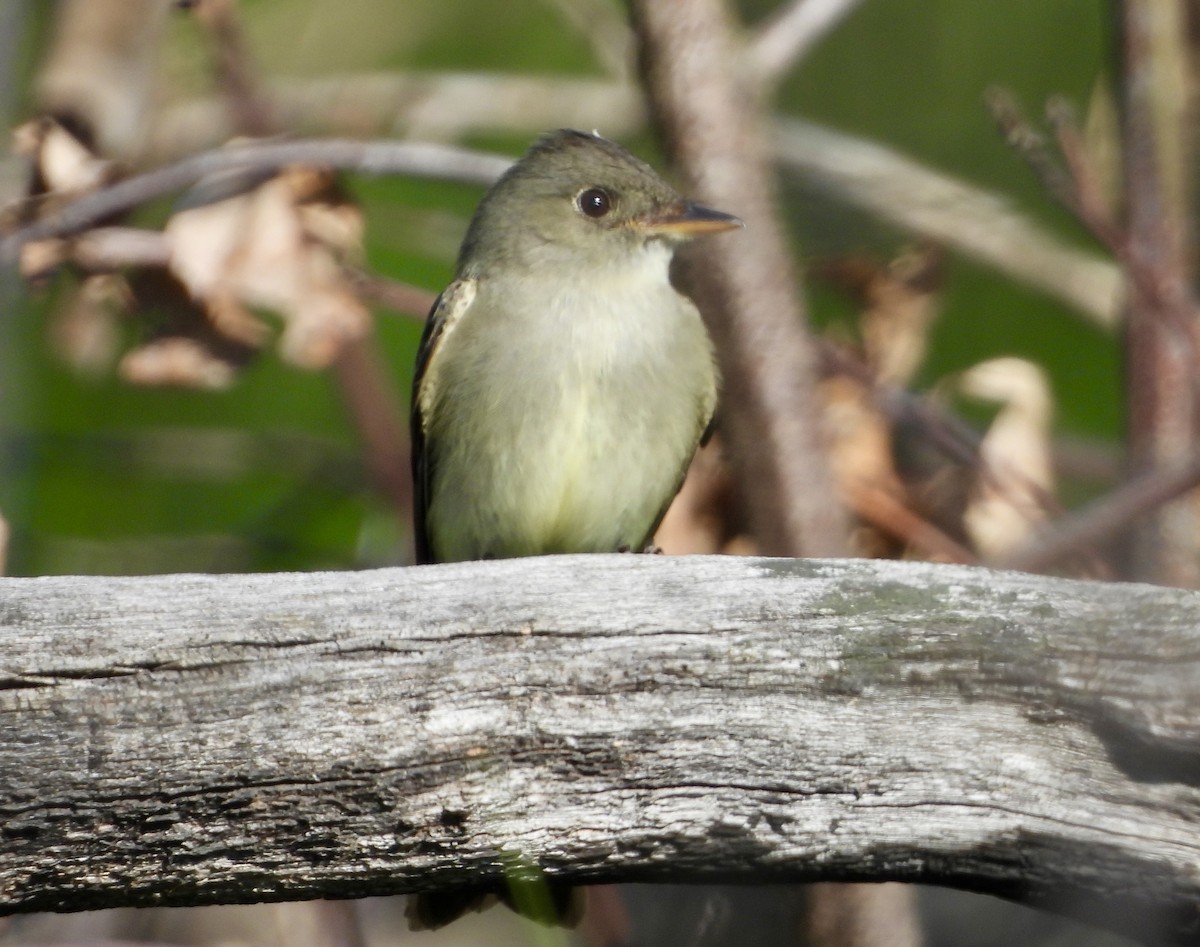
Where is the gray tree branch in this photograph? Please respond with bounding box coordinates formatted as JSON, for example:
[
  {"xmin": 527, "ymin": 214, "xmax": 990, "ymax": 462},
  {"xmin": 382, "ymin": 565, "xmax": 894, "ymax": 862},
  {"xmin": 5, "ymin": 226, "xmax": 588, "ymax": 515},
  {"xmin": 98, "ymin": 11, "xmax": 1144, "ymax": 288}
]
[{"xmin": 0, "ymin": 555, "xmax": 1197, "ymax": 944}]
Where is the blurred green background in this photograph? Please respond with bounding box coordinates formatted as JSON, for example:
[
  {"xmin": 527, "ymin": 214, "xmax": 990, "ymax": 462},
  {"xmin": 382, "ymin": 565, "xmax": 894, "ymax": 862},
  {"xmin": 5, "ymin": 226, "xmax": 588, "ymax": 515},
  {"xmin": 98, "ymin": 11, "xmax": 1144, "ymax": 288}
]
[{"xmin": 0, "ymin": 0, "xmax": 1114, "ymax": 578}]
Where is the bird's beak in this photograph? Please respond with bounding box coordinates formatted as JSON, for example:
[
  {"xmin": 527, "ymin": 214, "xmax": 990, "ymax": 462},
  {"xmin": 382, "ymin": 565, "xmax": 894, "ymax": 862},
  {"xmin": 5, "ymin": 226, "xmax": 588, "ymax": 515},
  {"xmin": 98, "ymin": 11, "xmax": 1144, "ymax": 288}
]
[{"xmin": 634, "ymin": 202, "xmax": 743, "ymax": 237}]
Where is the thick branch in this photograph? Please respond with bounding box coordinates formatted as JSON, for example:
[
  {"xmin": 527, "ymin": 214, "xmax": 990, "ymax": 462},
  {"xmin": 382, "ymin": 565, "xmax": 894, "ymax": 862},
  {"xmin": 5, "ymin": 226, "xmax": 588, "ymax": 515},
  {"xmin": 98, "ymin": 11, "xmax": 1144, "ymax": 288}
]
[
  {"xmin": 1117, "ymin": 0, "xmax": 1200, "ymax": 586},
  {"xmin": 0, "ymin": 556, "xmax": 1197, "ymax": 943},
  {"xmin": 633, "ymin": 0, "xmax": 849, "ymax": 557}
]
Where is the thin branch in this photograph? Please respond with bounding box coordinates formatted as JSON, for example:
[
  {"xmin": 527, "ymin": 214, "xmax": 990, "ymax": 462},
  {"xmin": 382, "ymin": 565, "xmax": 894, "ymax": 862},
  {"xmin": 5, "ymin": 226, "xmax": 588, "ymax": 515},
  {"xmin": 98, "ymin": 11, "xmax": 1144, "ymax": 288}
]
[
  {"xmin": 1000, "ymin": 449, "xmax": 1200, "ymax": 574},
  {"xmin": 984, "ymin": 88, "xmax": 1079, "ymax": 209},
  {"xmin": 0, "ymin": 139, "xmax": 512, "ymax": 266},
  {"xmin": 190, "ymin": 0, "xmax": 277, "ymax": 137},
  {"xmin": 1044, "ymin": 96, "xmax": 1126, "ymax": 253},
  {"xmin": 749, "ymin": 0, "xmax": 869, "ymax": 87},
  {"xmin": 986, "ymin": 87, "xmax": 1189, "ymax": 326},
  {"xmin": 843, "ymin": 479, "xmax": 978, "ymax": 565},
  {"xmin": 145, "ymin": 73, "xmax": 645, "ymax": 161},
  {"xmin": 67, "ymin": 225, "xmax": 171, "ymax": 270},
  {"xmin": 331, "ymin": 335, "xmax": 413, "ymax": 545},
  {"xmin": 343, "ymin": 267, "xmax": 438, "ymax": 319},
  {"xmin": 633, "ymin": 0, "xmax": 849, "ymax": 558}
]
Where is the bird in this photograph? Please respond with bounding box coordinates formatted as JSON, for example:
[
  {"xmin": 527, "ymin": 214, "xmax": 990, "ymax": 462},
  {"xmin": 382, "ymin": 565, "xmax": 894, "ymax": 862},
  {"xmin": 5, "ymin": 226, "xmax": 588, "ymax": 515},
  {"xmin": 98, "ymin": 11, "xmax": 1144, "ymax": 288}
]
[
  {"xmin": 407, "ymin": 128, "xmax": 741, "ymax": 928},
  {"xmin": 412, "ymin": 128, "xmax": 740, "ymax": 567}
]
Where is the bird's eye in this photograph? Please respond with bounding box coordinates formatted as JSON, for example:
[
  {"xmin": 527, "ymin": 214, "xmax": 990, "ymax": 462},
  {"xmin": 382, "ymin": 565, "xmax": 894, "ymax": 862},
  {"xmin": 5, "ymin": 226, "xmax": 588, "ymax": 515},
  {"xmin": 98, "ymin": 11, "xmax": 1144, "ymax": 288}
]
[{"xmin": 577, "ymin": 187, "xmax": 612, "ymax": 219}]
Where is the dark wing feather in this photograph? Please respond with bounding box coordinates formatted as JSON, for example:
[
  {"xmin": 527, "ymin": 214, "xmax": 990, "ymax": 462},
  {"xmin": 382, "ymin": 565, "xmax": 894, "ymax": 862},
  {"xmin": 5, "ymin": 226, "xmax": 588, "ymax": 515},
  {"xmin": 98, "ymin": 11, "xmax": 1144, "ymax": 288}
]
[{"xmin": 410, "ymin": 280, "xmax": 475, "ymax": 565}]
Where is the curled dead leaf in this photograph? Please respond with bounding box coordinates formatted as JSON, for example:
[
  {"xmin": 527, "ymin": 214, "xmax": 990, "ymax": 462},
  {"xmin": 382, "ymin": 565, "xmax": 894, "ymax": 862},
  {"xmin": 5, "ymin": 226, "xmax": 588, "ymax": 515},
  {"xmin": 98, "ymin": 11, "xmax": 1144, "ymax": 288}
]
[
  {"xmin": 959, "ymin": 356, "xmax": 1055, "ymax": 558},
  {"xmin": 13, "ymin": 117, "xmax": 114, "ymax": 194},
  {"xmin": 119, "ymin": 337, "xmax": 238, "ymax": 390},
  {"xmin": 164, "ymin": 165, "xmax": 368, "ymax": 368}
]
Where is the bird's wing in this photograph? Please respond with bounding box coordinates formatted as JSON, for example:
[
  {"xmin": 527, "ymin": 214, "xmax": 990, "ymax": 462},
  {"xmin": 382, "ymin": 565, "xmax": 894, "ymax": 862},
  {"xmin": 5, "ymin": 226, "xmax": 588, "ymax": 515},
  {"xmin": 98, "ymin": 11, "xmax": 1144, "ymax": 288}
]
[{"xmin": 410, "ymin": 277, "xmax": 477, "ymax": 565}]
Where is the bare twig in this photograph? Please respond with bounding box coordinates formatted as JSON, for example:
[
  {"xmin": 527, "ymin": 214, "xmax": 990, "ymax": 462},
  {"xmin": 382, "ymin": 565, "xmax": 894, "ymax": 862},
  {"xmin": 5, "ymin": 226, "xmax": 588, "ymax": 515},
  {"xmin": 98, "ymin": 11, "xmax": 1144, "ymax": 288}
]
[
  {"xmin": 1053, "ymin": 435, "xmax": 1121, "ymax": 484},
  {"xmin": 146, "ymin": 73, "xmax": 645, "ymax": 160},
  {"xmin": 332, "ymin": 335, "xmax": 413, "ymax": 549},
  {"xmin": 986, "ymin": 87, "xmax": 1192, "ymax": 330},
  {"xmin": 1001, "ymin": 450, "xmax": 1200, "ymax": 574},
  {"xmin": 843, "ymin": 479, "xmax": 978, "ymax": 565},
  {"xmin": 633, "ymin": 0, "xmax": 849, "ymax": 559},
  {"xmin": 1045, "ymin": 96, "xmax": 1126, "ymax": 253},
  {"xmin": 984, "ymin": 88, "xmax": 1079, "ymax": 208},
  {"xmin": 190, "ymin": 0, "xmax": 277, "ymax": 137},
  {"xmin": 343, "ymin": 267, "xmax": 437, "ymax": 319},
  {"xmin": 749, "ymin": 0, "xmax": 869, "ymax": 87},
  {"xmin": 68, "ymin": 226, "xmax": 171, "ymax": 270},
  {"xmin": 0, "ymin": 139, "xmax": 512, "ymax": 266}
]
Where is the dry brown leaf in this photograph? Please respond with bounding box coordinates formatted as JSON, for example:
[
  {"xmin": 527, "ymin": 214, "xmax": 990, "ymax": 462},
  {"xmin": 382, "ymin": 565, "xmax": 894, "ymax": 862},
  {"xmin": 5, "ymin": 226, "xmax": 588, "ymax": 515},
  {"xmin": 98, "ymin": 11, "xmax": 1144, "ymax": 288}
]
[
  {"xmin": 13, "ymin": 118, "xmax": 113, "ymax": 194},
  {"xmin": 860, "ymin": 246, "xmax": 943, "ymax": 387},
  {"xmin": 815, "ymin": 247, "xmax": 943, "ymax": 388},
  {"xmin": 958, "ymin": 356, "xmax": 1055, "ymax": 558},
  {"xmin": 818, "ymin": 359, "xmax": 979, "ymax": 562},
  {"xmin": 119, "ymin": 337, "xmax": 238, "ymax": 390},
  {"xmin": 165, "ymin": 167, "xmax": 368, "ymax": 368},
  {"xmin": 721, "ymin": 534, "xmax": 760, "ymax": 557},
  {"xmin": 820, "ymin": 372, "xmax": 909, "ymax": 558},
  {"xmin": 19, "ymin": 239, "xmax": 68, "ymax": 281},
  {"xmin": 299, "ymin": 199, "xmax": 364, "ymax": 255},
  {"xmin": 50, "ymin": 273, "xmax": 130, "ymax": 374},
  {"xmin": 821, "ymin": 373, "xmax": 903, "ymax": 496},
  {"xmin": 205, "ymin": 291, "xmax": 271, "ymax": 348}
]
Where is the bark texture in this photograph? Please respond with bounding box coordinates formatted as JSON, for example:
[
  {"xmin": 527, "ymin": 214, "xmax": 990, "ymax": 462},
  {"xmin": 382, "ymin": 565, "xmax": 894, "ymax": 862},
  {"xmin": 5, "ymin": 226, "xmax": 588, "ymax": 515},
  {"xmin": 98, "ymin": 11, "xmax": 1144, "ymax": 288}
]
[{"xmin": 0, "ymin": 555, "xmax": 1196, "ymax": 942}]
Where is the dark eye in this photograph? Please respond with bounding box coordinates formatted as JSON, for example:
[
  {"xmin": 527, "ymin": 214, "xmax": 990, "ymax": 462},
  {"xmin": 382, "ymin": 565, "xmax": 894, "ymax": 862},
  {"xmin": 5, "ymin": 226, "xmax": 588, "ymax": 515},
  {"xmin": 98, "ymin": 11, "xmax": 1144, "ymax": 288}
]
[{"xmin": 577, "ymin": 187, "xmax": 612, "ymax": 219}]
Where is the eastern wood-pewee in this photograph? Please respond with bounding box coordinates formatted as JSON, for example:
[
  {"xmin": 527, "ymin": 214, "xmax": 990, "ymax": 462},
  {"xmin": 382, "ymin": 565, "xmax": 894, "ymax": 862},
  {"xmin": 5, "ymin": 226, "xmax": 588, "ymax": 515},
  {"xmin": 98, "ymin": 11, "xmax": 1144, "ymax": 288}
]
[{"xmin": 411, "ymin": 128, "xmax": 741, "ymax": 566}]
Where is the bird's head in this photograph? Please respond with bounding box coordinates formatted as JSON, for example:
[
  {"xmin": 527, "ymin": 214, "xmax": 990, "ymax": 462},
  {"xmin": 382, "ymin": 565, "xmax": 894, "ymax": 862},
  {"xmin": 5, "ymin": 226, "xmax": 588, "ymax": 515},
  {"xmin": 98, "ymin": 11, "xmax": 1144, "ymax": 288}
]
[{"xmin": 458, "ymin": 129, "xmax": 741, "ymax": 274}]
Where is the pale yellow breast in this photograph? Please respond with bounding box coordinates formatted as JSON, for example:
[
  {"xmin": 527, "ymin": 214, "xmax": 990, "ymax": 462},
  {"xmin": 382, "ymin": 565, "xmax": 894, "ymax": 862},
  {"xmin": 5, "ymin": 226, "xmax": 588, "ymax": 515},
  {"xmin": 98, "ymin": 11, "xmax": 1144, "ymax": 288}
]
[{"xmin": 424, "ymin": 248, "xmax": 716, "ymax": 562}]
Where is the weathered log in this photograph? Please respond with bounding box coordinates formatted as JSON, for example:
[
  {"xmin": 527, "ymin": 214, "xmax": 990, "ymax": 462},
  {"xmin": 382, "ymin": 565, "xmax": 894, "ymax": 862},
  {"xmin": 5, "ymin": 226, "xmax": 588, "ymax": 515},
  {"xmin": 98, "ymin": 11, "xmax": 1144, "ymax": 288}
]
[{"xmin": 0, "ymin": 556, "xmax": 1196, "ymax": 942}]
